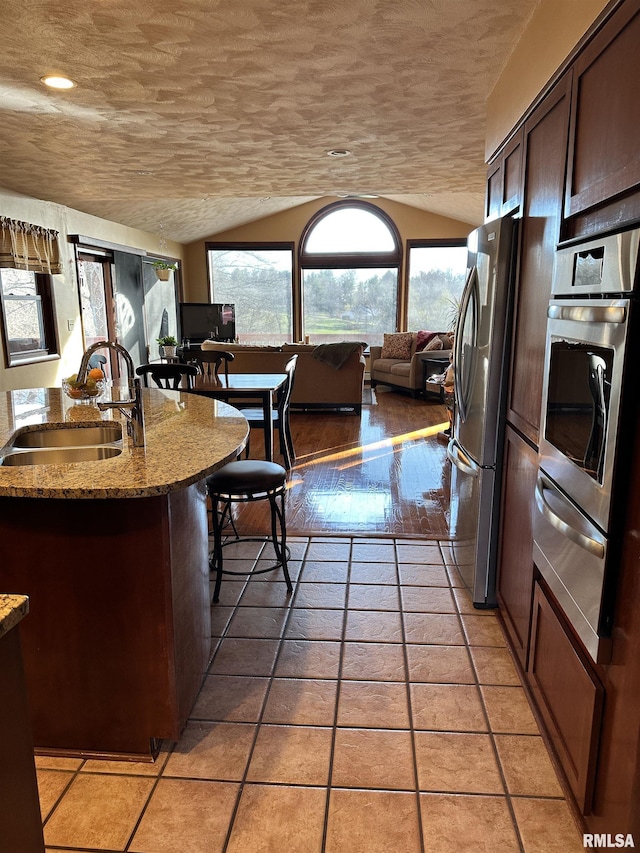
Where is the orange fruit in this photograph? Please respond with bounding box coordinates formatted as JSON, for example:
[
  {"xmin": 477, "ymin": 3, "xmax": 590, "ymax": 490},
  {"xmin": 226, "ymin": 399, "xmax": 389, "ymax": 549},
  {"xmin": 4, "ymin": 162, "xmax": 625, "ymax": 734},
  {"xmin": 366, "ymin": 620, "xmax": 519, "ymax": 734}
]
[{"xmin": 88, "ymin": 367, "xmax": 105, "ymax": 380}]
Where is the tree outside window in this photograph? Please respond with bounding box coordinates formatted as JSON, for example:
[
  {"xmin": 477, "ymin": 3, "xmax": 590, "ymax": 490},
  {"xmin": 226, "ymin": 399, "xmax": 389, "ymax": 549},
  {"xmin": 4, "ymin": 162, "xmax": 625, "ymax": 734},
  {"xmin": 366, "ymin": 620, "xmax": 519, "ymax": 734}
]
[{"xmin": 406, "ymin": 242, "xmax": 468, "ymax": 333}]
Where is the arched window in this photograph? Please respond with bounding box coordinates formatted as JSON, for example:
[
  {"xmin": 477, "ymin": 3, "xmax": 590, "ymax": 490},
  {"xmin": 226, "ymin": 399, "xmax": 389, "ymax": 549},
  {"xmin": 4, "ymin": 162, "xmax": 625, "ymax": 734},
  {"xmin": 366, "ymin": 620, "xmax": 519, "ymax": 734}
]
[{"xmin": 299, "ymin": 202, "xmax": 402, "ymax": 346}]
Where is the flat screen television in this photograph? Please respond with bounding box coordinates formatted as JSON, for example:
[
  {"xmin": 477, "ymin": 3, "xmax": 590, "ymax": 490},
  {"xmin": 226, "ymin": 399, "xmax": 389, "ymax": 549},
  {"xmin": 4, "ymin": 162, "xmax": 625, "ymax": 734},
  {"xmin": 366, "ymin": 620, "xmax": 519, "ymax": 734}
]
[{"xmin": 179, "ymin": 303, "xmax": 236, "ymax": 344}]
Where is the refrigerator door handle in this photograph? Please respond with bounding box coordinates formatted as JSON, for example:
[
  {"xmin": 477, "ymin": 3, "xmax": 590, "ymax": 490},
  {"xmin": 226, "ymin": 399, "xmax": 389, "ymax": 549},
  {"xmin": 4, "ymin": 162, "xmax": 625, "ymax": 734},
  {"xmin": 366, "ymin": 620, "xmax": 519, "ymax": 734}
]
[
  {"xmin": 535, "ymin": 475, "xmax": 605, "ymax": 558},
  {"xmin": 447, "ymin": 439, "xmax": 479, "ymax": 478}
]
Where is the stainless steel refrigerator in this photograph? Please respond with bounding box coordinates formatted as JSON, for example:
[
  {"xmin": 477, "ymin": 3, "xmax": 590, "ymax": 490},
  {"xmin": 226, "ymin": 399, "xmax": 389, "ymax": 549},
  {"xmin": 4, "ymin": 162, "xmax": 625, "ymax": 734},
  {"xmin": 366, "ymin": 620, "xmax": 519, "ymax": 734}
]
[{"xmin": 446, "ymin": 215, "xmax": 517, "ymax": 607}]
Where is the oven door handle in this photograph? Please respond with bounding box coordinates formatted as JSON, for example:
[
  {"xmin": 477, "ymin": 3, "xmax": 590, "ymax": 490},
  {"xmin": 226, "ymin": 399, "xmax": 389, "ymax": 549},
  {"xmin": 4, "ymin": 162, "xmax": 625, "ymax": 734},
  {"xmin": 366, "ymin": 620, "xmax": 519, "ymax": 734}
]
[{"xmin": 535, "ymin": 476, "xmax": 605, "ymax": 558}]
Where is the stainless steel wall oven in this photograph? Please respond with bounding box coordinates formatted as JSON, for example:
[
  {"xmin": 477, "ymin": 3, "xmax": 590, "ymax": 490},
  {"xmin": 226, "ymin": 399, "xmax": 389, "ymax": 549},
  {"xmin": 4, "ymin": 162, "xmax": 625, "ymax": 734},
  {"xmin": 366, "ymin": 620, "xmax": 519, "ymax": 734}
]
[{"xmin": 534, "ymin": 228, "xmax": 640, "ymax": 663}]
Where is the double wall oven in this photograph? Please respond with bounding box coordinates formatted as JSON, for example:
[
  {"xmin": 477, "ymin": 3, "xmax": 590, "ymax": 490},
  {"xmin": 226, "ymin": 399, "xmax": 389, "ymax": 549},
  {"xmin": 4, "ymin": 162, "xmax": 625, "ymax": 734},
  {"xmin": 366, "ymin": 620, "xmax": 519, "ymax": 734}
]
[{"xmin": 534, "ymin": 228, "xmax": 640, "ymax": 663}]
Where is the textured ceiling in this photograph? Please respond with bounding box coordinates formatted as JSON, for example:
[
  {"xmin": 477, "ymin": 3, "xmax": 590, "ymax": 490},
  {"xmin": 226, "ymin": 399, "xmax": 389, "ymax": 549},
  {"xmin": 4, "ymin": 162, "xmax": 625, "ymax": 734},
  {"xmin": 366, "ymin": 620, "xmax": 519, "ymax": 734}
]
[{"xmin": 0, "ymin": 0, "xmax": 539, "ymax": 244}]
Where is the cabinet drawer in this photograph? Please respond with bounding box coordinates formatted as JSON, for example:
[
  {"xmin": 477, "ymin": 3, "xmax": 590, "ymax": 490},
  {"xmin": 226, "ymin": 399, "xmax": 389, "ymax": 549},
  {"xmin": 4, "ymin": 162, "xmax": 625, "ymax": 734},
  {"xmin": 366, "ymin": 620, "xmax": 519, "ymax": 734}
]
[{"xmin": 527, "ymin": 580, "xmax": 604, "ymax": 813}]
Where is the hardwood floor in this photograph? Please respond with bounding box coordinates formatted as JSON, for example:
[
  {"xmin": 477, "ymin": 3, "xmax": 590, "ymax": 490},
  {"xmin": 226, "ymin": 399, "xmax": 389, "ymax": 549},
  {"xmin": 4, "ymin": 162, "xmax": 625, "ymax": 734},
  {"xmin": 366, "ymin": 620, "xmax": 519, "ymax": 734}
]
[{"xmin": 234, "ymin": 386, "xmax": 452, "ymax": 538}]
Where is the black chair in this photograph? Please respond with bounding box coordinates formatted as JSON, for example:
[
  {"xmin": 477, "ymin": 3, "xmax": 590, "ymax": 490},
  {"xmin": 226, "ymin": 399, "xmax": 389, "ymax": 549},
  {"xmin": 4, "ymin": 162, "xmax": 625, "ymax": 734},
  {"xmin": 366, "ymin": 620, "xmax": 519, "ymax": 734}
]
[
  {"xmin": 187, "ymin": 350, "xmax": 235, "ymax": 387},
  {"xmin": 206, "ymin": 460, "xmax": 293, "ymax": 603},
  {"xmin": 136, "ymin": 362, "xmax": 199, "ymax": 389},
  {"xmin": 238, "ymin": 354, "xmax": 298, "ymax": 470}
]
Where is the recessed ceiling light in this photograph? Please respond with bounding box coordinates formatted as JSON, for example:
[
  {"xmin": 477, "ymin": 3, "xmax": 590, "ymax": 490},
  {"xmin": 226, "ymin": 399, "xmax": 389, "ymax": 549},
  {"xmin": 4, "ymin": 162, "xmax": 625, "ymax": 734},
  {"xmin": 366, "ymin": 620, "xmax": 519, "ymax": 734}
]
[
  {"xmin": 326, "ymin": 149, "xmax": 351, "ymax": 158},
  {"xmin": 41, "ymin": 75, "xmax": 76, "ymax": 90}
]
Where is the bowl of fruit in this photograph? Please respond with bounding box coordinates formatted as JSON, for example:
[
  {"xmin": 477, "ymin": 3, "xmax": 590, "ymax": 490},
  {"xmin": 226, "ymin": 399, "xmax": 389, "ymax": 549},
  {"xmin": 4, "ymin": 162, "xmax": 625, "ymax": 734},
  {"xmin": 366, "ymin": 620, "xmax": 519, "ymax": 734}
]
[{"xmin": 63, "ymin": 368, "xmax": 107, "ymax": 402}]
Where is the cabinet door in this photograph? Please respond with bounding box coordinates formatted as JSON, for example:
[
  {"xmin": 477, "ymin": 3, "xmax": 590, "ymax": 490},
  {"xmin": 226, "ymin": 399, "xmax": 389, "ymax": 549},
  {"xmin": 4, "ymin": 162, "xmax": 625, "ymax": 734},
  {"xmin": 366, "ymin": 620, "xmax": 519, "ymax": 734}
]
[
  {"xmin": 507, "ymin": 74, "xmax": 571, "ymax": 446},
  {"xmin": 496, "ymin": 424, "xmax": 537, "ymax": 669},
  {"xmin": 565, "ymin": 0, "xmax": 640, "ymax": 220},
  {"xmin": 486, "ymin": 160, "xmax": 503, "ymax": 221},
  {"xmin": 528, "ymin": 580, "xmax": 604, "ymax": 814},
  {"xmin": 501, "ymin": 129, "xmax": 524, "ymax": 215}
]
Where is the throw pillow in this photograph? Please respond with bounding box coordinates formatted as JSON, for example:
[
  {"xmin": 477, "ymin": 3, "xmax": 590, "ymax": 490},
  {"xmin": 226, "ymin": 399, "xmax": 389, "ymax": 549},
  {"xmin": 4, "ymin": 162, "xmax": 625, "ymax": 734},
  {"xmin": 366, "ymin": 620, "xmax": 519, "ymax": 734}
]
[
  {"xmin": 381, "ymin": 332, "xmax": 413, "ymax": 359},
  {"xmin": 424, "ymin": 336, "xmax": 444, "ymax": 352},
  {"xmin": 415, "ymin": 330, "xmax": 437, "ymax": 352}
]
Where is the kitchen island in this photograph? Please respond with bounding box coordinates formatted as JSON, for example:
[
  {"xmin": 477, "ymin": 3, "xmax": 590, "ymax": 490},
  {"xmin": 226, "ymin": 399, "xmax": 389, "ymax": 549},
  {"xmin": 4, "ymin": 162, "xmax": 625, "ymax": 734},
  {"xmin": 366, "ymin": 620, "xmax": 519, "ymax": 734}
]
[{"xmin": 0, "ymin": 387, "xmax": 248, "ymax": 759}]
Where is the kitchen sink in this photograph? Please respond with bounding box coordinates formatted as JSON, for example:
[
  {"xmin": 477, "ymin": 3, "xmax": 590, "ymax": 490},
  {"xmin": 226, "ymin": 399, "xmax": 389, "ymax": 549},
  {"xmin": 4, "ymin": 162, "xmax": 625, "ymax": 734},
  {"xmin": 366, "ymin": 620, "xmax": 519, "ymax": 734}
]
[
  {"xmin": 12, "ymin": 423, "xmax": 123, "ymax": 448},
  {"xmin": 1, "ymin": 445, "xmax": 123, "ymax": 466}
]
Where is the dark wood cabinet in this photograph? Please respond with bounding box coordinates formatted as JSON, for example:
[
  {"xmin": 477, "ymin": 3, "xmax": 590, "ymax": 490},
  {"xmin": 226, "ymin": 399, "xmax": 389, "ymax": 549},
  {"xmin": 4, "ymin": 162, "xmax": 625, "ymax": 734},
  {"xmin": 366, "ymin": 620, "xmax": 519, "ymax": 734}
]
[
  {"xmin": 496, "ymin": 425, "xmax": 538, "ymax": 669},
  {"xmin": 528, "ymin": 580, "xmax": 604, "ymax": 814},
  {"xmin": 485, "ymin": 128, "xmax": 523, "ymax": 221},
  {"xmin": 506, "ymin": 74, "xmax": 571, "ymax": 447}
]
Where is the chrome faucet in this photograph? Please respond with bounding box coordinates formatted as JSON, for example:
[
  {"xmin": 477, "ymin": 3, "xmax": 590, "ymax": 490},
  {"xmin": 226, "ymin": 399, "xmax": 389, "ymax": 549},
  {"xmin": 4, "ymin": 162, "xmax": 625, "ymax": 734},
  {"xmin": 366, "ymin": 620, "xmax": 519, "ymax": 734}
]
[{"xmin": 77, "ymin": 341, "xmax": 146, "ymax": 447}]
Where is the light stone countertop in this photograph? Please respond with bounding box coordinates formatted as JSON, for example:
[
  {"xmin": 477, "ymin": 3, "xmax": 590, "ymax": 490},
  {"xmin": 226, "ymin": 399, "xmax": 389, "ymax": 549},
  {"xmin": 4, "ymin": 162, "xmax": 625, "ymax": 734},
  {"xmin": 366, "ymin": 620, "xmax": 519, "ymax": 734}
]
[
  {"xmin": 0, "ymin": 387, "xmax": 248, "ymax": 499},
  {"xmin": 0, "ymin": 594, "xmax": 29, "ymax": 639}
]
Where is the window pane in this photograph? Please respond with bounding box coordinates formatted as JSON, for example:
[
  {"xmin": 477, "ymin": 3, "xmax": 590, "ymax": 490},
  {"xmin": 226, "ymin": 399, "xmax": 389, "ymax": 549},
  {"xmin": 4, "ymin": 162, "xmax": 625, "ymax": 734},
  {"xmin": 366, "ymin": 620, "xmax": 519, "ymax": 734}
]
[
  {"xmin": 0, "ymin": 269, "xmax": 46, "ymax": 354},
  {"xmin": 208, "ymin": 249, "xmax": 292, "ymax": 345},
  {"xmin": 407, "ymin": 245, "xmax": 468, "ymax": 332},
  {"xmin": 305, "ymin": 208, "xmax": 396, "ymax": 253},
  {"xmin": 302, "ymin": 268, "xmax": 397, "ymax": 347}
]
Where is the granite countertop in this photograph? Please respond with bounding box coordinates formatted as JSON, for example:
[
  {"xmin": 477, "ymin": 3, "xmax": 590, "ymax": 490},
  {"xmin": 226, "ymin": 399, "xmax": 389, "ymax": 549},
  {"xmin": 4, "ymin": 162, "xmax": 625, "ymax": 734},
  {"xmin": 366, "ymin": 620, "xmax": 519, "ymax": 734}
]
[
  {"xmin": 0, "ymin": 594, "xmax": 29, "ymax": 639},
  {"xmin": 0, "ymin": 387, "xmax": 248, "ymax": 499}
]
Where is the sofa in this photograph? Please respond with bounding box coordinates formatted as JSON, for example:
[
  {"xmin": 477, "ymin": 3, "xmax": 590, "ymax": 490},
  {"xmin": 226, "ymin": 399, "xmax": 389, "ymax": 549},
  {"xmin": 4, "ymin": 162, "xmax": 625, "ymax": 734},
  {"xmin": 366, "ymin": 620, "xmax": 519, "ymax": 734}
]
[
  {"xmin": 194, "ymin": 341, "xmax": 366, "ymax": 413},
  {"xmin": 370, "ymin": 331, "xmax": 453, "ymax": 397}
]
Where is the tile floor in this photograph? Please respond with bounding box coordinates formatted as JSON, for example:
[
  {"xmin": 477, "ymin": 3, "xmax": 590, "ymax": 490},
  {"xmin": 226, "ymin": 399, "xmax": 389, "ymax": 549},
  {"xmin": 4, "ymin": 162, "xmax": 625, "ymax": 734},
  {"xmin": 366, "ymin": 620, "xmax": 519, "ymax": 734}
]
[{"xmin": 37, "ymin": 537, "xmax": 585, "ymax": 852}]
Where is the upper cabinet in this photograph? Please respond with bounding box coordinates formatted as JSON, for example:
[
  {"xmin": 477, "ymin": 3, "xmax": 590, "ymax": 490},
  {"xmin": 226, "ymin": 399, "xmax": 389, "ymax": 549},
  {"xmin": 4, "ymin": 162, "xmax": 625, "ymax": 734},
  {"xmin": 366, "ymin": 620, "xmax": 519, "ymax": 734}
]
[
  {"xmin": 564, "ymin": 0, "xmax": 640, "ymax": 227},
  {"xmin": 485, "ymin": 128, "xmax": 524, "ymax": 220}
]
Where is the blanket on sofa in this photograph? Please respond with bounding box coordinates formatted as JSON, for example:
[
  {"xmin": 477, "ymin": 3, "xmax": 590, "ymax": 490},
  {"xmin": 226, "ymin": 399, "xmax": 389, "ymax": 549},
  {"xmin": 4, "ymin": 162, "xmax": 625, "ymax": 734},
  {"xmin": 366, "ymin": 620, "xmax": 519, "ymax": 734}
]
[{"xmin": 312, "ymin": 341, "xmax": 367, "ymax": 370}]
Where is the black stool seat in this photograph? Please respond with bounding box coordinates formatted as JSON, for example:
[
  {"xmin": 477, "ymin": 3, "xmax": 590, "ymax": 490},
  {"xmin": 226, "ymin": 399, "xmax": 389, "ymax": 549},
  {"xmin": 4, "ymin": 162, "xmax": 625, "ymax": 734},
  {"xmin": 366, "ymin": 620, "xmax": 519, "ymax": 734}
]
[{"xmin": 206, "ymin": 460, "xmax": 292, "ymax": 603}]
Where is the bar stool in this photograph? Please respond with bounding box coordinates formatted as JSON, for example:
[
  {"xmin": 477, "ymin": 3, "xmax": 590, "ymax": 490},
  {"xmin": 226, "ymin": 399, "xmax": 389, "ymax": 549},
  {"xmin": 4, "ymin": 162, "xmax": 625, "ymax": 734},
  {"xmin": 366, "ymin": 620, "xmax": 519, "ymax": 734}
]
[{"xmin": 206, "ymin": 460, "xmax": 293, "ymax": 603}]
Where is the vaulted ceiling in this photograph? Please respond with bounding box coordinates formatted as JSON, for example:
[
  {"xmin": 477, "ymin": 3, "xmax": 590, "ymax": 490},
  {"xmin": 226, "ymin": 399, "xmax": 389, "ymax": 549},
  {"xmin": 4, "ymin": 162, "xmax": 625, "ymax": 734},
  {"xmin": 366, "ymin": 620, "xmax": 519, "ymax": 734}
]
[{"xmin": 0, "ymin": 0, "xmax": 539, "ymax": 243}]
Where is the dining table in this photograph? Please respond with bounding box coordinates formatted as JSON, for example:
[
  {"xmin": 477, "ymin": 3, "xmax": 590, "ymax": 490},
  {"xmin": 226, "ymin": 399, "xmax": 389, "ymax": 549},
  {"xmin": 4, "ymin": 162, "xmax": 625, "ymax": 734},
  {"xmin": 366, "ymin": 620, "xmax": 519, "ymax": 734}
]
[{"xmin": 191, "ymin": 372, "xmax": 287, "ymax": 463}]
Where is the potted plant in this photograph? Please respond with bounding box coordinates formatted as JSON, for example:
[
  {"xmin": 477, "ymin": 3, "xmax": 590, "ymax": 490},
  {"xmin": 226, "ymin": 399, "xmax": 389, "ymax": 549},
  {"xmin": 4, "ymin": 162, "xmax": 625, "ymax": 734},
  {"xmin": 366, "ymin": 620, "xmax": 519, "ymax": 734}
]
[
  {"xmin": 157, "ymin": 335, "xmax": 179, "ymax": 358},
  {"xmin": 152, "ymin": 260, "xmax": 177, "ymax": 281}
]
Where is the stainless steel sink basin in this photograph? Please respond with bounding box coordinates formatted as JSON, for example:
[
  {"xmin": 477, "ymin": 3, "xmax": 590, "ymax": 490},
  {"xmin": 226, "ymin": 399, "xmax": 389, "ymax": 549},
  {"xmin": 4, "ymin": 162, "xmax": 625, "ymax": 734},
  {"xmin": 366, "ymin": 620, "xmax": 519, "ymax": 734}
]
[
  {"xmin": 1, "ymin": 445, "xmax": 123, "ymax": 466},
  {"xmin": 12, "ymin": 424, "xmax": 123, "ymax": 448}
]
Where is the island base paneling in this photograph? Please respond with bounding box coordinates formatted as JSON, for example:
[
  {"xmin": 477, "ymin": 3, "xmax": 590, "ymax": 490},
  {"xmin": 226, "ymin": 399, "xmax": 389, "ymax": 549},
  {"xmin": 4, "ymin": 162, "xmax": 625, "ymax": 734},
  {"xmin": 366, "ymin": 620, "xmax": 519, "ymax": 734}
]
[{"xmin": 0, "ymin": 482, "xmax": 210, "ymax": 759}]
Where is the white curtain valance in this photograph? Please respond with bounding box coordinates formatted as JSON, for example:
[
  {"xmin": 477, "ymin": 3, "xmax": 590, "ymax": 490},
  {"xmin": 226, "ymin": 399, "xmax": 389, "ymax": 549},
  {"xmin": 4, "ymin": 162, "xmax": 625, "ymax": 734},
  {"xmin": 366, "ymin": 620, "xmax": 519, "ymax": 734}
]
[{"xmin": 0, "ymin": 216, "xmax": 63, "ymax": 274}]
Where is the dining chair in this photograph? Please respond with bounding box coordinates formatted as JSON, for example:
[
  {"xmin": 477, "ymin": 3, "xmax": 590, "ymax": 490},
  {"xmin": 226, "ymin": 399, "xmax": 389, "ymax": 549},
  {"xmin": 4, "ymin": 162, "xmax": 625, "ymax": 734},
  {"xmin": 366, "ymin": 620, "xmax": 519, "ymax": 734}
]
[
  {"xmin": 238, "ymin": 354, "xmax": 297, "ymax": 470},
  {"xmin": 135, "ymin": 362, "xmax": 199, "ymax": 389},
  {"xmin": 187, "ymin": 350, "xmax": 235, "ymax": 387}
]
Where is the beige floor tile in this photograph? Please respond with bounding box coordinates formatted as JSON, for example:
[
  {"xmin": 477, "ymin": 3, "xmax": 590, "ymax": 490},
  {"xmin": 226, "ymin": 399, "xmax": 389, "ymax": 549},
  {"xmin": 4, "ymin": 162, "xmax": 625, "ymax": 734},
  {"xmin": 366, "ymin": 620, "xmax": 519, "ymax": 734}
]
[
  {"xmin": 262, "ymin": 678, "xmax": 338, "ymax": 725},
  {"xmin": 298, "ymin": 560, "xmax": 349, "ymax": 583},
  {"xmin": 209, "ymin": 637, "xmax": 280, "ymax": 676},
  {"xmin": 275, "ymin": 639, "xmax": 342, "ymax": 678},
  {"xmin": 44, "ymin": 773, "xmax": 154, "ymax": 850},
  {"xmin": 222, "ymin": 539, "xmax": 264, "ymax": 560},
  {"xmin": 349, "ymin": 562, "xmax": 398, "ymax": 584},
  {"xmin": 481, "ymin": 686, "xmax": 540, "ymax": 734},
  {"xmin": 341, "ymin": 641, "xmax": 407, "ymax": 681},
  {"xmin": 210, "ymin": 581, "xmax": 246, "ymax": 607},
  {"xmin": 411, "ymin": 683, "xmax": 487, "ymax": 732},
  {"xmin": 494, "ymin": 735, "xmax": 564, "ymax": 797},
  {"xmin": 345, "ymin": 609, "xmax": 404, "ymax": 642},
  {"xmin": 332, "ymin": 727, "xmax": 415, "ymax": 789},
  {"xmin": 470, "ymin": 646, "xmax": 522, "ymax": 685},
  {"xmin": 247, "ymin": 724, "xmax": 332, "ymax": 785},
  {"xmin": 191, "ymin": 675, "xmax": 269, "ymax": 722},
  {"xmin": 406, "ymin": 644, "xmax": 475, "ymax": 684},
  {"xmin": 210, "ymin": 605, "xmax": 235, "ymax": 637},
  {"xmin": 163, "ymin": 721, "xmax": 256, "ymax": 781},
  {"xmin": 284, "ymin": 607, "xmax": 345, "ymax": 640},
  {"xmin": 226, "ymin": 606, "xmax": 289, "ymax": 639},
  {"xmin": 414, "ymin": 732, "xmax": 504, "ymax": 794},
  {"xmin": 461, "ymin": 614, "xmax": 507, "ymax": 647},
  {"xmin": 129, "ymin": 778, "xmax": 239, "ymax": 853},
  {"xmin": 403, "ymin": 613, "xmax": 465, "ymax": 645},
  {"xmin": 251, "ymin": 559, "xmax": 303, "ymax": 583},
  {"xmin": 401, "ymin": 585, "xmax": 456, "ymax": 613},
  {"xmin": 451, "ymin": 586, "xmax": 477, "ymax": 614},
  {"xmin": 337, "ymin": 679, "xmax": 410, "ymax": 728},
  {"xmin": 226, "ymin": 784, "xmax": 326, "ymax": 853},
  {"xmin": 238, "ymin": 582, "xmax": 297, "ymax": 607},
  {"xmin": 293, "ymin": 582, "xmax": 347, "ymax": 609},
  {"xmin": 395, "ymin": 543, "xmax": 444, "ymax": 564},
  {"xmin": 348, "ymin": 583, "xmax": 400, "ymax": 611},
  {"xmin": 37, "ymin": 769, "xmax": 74, "ymax": 820},
  {"xmin": 305, "ymin": 541, "xmax": 352, "ymax": 561},
  {"xmin": 420, "ymin": 793, "xmax": 520, "ymax": 852},
  {"xmin": 35, "ymin": 756, "xmax": 83, "ymax": 771},
  {"xmin": 445, "ymin": 565, "xmax": 467, "ymax": 588},
  {"xmin": 398, "ymin": 563, "xmax": 450, "ymax": 586},
  {"xmin": 351, "ymin": 542, "xmax": 397, "ymax": 562},
  {"xmin": 325, "ymin": 788, "xmax": 422, "ymax": 853},
  {"xmin": 511, "ymin": 797, "xmax": 585, "ymax": 852}
]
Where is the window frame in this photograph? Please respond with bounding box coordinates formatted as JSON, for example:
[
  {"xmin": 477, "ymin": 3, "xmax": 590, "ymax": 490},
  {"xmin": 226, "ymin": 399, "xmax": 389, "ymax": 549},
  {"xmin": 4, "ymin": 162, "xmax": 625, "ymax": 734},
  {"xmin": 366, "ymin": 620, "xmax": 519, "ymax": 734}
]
[
  {"xmin": 404, "ymin": 238, "xmax": 468, "ymax": 332},
  {"xmin": 0, "ymin": 268, "xmax": 59, "ymax": 368}
]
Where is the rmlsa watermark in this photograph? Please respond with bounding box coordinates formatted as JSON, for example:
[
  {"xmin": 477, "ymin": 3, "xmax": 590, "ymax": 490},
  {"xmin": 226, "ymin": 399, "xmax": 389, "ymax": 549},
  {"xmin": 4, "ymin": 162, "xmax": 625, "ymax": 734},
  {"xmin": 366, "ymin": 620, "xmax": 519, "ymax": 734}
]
[{"xmin": 583, "ymin": 835, "xmax": 635, "ymax": 848}]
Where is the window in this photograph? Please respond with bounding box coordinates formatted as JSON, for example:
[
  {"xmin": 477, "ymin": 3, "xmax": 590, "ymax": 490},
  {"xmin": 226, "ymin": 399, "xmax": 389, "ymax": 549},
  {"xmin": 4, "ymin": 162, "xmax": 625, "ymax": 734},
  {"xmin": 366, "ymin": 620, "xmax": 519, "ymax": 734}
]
[
  {"xmin": 300, "ymin": 203, "xmax": 402, "ymax": 347},
  {"xmin": 0, "ymin": 268, "xmax": 58, "ymax": 366},
  {"xmin": 406, "ymin": 241, "xmax": 468, "ymax": 332},
  {"xmin": 207, "ymin": 245, "xmax": 293, "ymax": 345}
]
